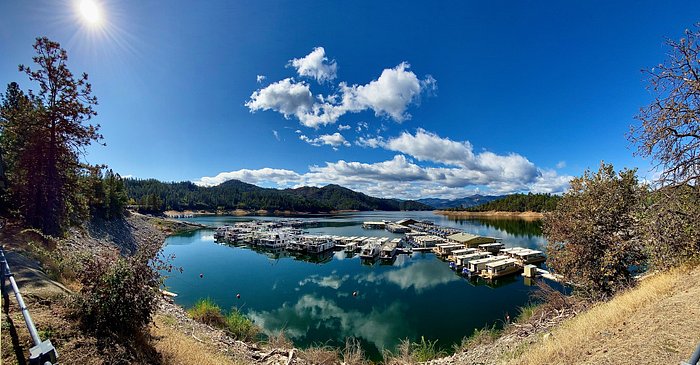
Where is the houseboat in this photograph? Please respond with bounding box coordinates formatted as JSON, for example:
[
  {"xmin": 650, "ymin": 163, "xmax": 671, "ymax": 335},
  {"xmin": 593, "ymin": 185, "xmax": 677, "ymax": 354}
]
[
  {"xmin": 467, "ymin": 255, "xmax": 509, "ymax": 273},
  {"xmin": 259, "ymin": 231, "xmax": 293, "ymax": 249},
  {"xmin": 453, "ymin": 252, "xmax": 492, "ymax": 268},
  {"xmin": 304, "ymin": 235, "xmax": 335, "ymax": 254},
  {"xmin": 362, "ymin": 221, "xmax": 386, "ymax": 229},
  {"xmin": 359, "ymin": 242, "xmax": 381, "ymax": 260},
  {"xmin": 481, "ymin": 258, "xmax": 521, "ymax": 279},
  {"xmin": 512, "ymin": 249, "xmax": 547, "ymax": 265},
  {"xmin": 344, "ymin": 241, "xmax": 358, "ymax": 253},
  {"xmin": 478, "ymin": 242, "xmax": 505, "ymax": 254},
  {"xmin": 379, "ymin": 241, "xmax": 398, "ymax": 261}
]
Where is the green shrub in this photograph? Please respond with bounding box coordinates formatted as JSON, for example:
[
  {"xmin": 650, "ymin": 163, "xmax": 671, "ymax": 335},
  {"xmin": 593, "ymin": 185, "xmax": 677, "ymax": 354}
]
[
  {"xmin": 188, "ymin": 298, "xmax": 225, "ymax": 327},
  {"xmin": 410, "ymin": 336, "xmax": 445, "ymax": 362},
  {"xmin": 225, "ymin": 308, "xmax": 260, "ymax": 341}
]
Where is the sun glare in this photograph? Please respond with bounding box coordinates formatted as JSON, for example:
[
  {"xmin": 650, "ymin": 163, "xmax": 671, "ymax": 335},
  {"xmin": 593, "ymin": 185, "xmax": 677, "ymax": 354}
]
[{"xmin": 78, "ymin": 0, "xmax": 102, "ymax": 26}]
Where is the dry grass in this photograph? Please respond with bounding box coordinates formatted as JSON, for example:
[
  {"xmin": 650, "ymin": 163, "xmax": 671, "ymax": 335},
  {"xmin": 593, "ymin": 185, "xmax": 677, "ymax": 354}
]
[
  {"xmin": 152, "ymin": 315, "xmax": 244, "ymax": 365},
  {"xmin": 298, "ymin": 344, "xmax": 339, "ymax": 364},
  {"xmin": 341, "ymin": 338, "xmax": 371, "ymax": 365},
  {"xmin": 264, "ymin": 329, "xmax": 294, "ymax": 350},
  {"xmin": 509, "ymin": 266, "xmax": 700, "ymax": 365}
]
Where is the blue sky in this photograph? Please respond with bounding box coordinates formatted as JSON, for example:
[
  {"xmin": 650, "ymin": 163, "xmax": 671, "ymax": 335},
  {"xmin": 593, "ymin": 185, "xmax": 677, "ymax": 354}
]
[{"xmin": 1, "ymin": 1, "xmax": 698, "ymax": 199}]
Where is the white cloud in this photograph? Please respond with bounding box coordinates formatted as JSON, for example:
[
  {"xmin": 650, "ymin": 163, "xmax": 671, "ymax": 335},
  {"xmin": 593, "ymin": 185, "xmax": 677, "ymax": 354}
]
[
  {"xmin": 272, "ymin": 130, "xmax": 280, "ymax": 141},
  {"xmin": 245, "ymin": 78, "xmax": 314, "ymax": 121},
  {"xmin": 355, "ymin": 135, "xmax": 385, "ymax": 148},
  {"xmin": 194, "ymin": 168, "xmax": 301, "ymax": 187},
  {"xmin": 256, "ymin": 75, "xmax": 266, "ymax": 83},
  {"xmin": 356, "ymin": 121, "xmax": 368, "ymax": 132},
  {"xmin": 335, "ymin": 62, "xmax": 433, "ymax": 122},
  {"xmin": 289, "ymin": 47, "xmax": 338, "ymax": 83},
  {"xmin": 338, "ymin": 124, "xmax": 351, "ymax": 131},
  {"xmin": 247, "ymin": 50, "xmax": 436, "ymax": 128},
  {"xmin": 299, "ymin": 132, "xmax": 351, "ymax": 149},
  {"xmin": 556, "ymin": 161, "xmax": 566, "ymax": 169},
  {"xmin": 194, "ymin": 129, "xmax": 573, "ymax": 198}
]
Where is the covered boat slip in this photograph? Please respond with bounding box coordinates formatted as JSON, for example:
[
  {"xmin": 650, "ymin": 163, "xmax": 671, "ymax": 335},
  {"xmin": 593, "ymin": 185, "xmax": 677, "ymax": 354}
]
[
  {"xmin": 446, "ymin": 232, "xmax": 501, "ymax": 248},
  {"xmin": 478, "ymin": 242, "xmax": 505, "ymax": 253}
]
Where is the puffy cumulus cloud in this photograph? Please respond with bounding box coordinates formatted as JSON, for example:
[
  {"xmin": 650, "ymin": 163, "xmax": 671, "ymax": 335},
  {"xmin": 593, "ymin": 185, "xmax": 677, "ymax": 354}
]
[
  {"xmin": 334, "ymin": 62, "xmax": 434, "ymax": 122},
  {"xmin": 256, "ymin": 74, "xmax": 266, "ymax": 83},
  {"xmin": 194, "ymin": 130, "xmax": 573, "ymax": 198},
  {"xmin": 385, "ymin": 128, "xmax": 473, "ymax": 166},
  {"xmin": 194, "ymin": 168, "xmax": 301, "ymax": 187},
  {"xmin": 289, "ymin": 47, "xmax": 338, "ymax": 83},
  {"xmin": 299, "ymin": 132, "xmax": 351, "ymax": 149},
  {"xmin": 245, "ymin": 78, "xmax": 314, "ymax": 120},
  {"xmin": 385, "ymin": 129, "xmax": 540, "ymax": 185},
  {"xmin": 247, "ymin": 49, "xmax": 435, "ymax": 128},
  {"xmin": 337, "ymin": 124, "xmax": 351, "ymax": 131},
  {"xmin": 305, "ymin": 155, "xmax": 430, "ymax": 185}
]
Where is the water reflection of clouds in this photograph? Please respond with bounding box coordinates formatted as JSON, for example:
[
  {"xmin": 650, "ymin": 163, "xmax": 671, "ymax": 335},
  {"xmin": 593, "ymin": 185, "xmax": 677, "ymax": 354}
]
[
  {"xmin": 356, "ymin": 260, "xmax": 459, "ymax": 293},
  {"xmin": 298, "ymin": 274, "xmax": 350, "ymax": 290},
  {"xmin": 248, "ymin": 294, "xmax": 411, "ymax": 351},
  {"xmin": 200, "ymin": 233, "xmax": 215, "ymax": 242}
]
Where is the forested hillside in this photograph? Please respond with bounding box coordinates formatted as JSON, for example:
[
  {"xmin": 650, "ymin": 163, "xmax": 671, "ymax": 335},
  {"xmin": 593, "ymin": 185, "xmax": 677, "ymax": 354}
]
[
  {"xmin": 124, "ymin": 179, "xmax": 433, "ymax": 213},
  {"xmin": 445, "ymin": 193, "xmax": 561, "ymax": 212}
]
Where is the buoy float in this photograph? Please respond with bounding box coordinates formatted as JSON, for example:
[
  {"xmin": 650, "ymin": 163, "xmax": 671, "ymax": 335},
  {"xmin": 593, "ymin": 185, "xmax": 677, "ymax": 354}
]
[
  {"xmin": 352, "ymin": 291, "xmax": 358, "ymax": 297},
  {"xmin": 199, "ymin": 273, "xmax": 203, "ymax": 278},
  {"xmin": 236, "ymin": 293, "xmax": 241, "ymax": 299}
]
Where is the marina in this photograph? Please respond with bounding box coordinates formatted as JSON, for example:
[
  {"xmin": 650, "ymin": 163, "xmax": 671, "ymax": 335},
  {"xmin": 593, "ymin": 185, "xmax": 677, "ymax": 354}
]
[
  {"xmin": 163, "ymin": 211, "xmax": 556, "ymax": 360},
  {"xmin": 212, "ymin": 215, "xmax": 550, "ymax": 280}
]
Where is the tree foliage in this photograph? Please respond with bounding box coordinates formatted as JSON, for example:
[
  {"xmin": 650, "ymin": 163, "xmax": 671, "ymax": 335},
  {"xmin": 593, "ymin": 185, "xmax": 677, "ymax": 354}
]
[
  {"xmin": 543, "ymin": 163, "xmax": 645, "ymax": 299},
  {"xmin": 629, "ymin": 24, "xmax": 700, "ymax": 269},
  {"xmin": 0, "ymin": 37, "xmax": 103, "ymax": 235},
  {"xmin": 630, "ymin": 24, "xmax": 700, "ymax": 188},
  {"xmin": 124, "ymin": 179, "xmax": 432, "ymax": 213},
  {"xmin": 445, "ymin": 193, "xmax": 561, "ymax": 212}
]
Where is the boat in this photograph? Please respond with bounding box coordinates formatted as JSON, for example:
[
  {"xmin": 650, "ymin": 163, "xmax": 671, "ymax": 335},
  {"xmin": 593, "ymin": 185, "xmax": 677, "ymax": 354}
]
[
  {"xmin": 379, "ymin": 241, "xmax": 398, "ymax": 260},
  {"xmin": 512, "ymin": 249, "xmax": 547, "ymax": 265},
  {"xmin": 453, "ymin": 252, "xmax": 492, "ymax": 268},
  {"xmin": 304, "ymin": 235, "xmax": 335, "ymax": 254},
  {"xmin": 478, "ymin": 242, "xmax": 505, "ymax": 254},
  {"xmin": 344, "ymin": 241, "xmax": 358, "ymax": 253},
  {"xmin": 481, "ymin": 258, "xmax": 521, "ymax": 279},
  {"xmin": 359, "ymin": 242, "xmax": 381, "ymax": 260},
  {"xmin": 467, "ymin": 255, "xmax": 509, "ymax": 274}
]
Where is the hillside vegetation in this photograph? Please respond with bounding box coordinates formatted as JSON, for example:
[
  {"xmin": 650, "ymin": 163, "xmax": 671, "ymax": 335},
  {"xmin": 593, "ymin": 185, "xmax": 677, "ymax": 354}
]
[
  {"xmin": 124, "ymin": 179, "xmax": 432, "ymax": 213},
  {"xmin": 444, "ymin": 193, "xmax": 561, "ymax": 213}
]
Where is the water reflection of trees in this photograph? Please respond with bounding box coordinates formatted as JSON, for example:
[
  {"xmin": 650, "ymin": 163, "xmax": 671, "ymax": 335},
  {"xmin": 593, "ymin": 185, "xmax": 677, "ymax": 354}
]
[{"xmin": 446, "ymin": 217, "xmax": 542, "ymax": 237}]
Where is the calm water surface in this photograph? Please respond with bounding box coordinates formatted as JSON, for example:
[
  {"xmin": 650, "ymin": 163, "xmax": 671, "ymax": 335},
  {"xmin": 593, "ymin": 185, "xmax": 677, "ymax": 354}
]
[{"xmin": 163, "ymin": 211, "xmax": 548, "ymax": 360}]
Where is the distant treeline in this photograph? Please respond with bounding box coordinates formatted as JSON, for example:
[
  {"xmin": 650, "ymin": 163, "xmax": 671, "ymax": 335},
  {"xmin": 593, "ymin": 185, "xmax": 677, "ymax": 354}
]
[
  {"xmin": 124, "ymin": 179, "xmax": 432, "ymax": 213},
  {"xmin": 444, "ymin": 193, "xmax": 561, "ymax": 212}
]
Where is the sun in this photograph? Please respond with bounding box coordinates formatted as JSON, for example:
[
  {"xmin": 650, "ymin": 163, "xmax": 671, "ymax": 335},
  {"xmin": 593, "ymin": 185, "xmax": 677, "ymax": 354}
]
[{"xmin": 78, "ymin": 0, "xmax": 102, "ymax": 26}]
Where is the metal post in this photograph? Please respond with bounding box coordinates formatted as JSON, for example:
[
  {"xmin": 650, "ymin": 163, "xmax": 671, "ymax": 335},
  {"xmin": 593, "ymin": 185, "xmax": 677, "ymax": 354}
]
[
  {"xmin": 0, "ymin": 247, "xmax": 57, "ymax": 365},
  {"xmin": 683, "ymin": 342, "xmax": 700, "ymax": 365}
]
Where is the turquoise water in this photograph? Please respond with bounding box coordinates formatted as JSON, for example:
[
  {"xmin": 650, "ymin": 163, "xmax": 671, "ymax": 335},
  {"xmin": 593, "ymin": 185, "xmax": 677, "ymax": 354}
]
[{"xmin": 163, "ymin": 211, "xmax": 549, "ymax": 360}]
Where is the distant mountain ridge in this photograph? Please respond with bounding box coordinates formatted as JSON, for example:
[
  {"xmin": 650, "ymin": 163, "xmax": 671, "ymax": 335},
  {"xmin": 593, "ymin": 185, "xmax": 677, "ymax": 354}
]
[
  {"xmin": 417, "ymin": 195, "xmax": 507, "ymax": 209},
  {"xmin": 124, "ymin": 178, "xmax": 433, "ymax": 213}
]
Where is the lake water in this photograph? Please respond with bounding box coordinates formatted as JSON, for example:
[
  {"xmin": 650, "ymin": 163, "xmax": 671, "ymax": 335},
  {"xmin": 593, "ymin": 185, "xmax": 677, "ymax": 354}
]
[{"xmin": 163, "ymin": 211, "xmax": 549, "ymax": 360}]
